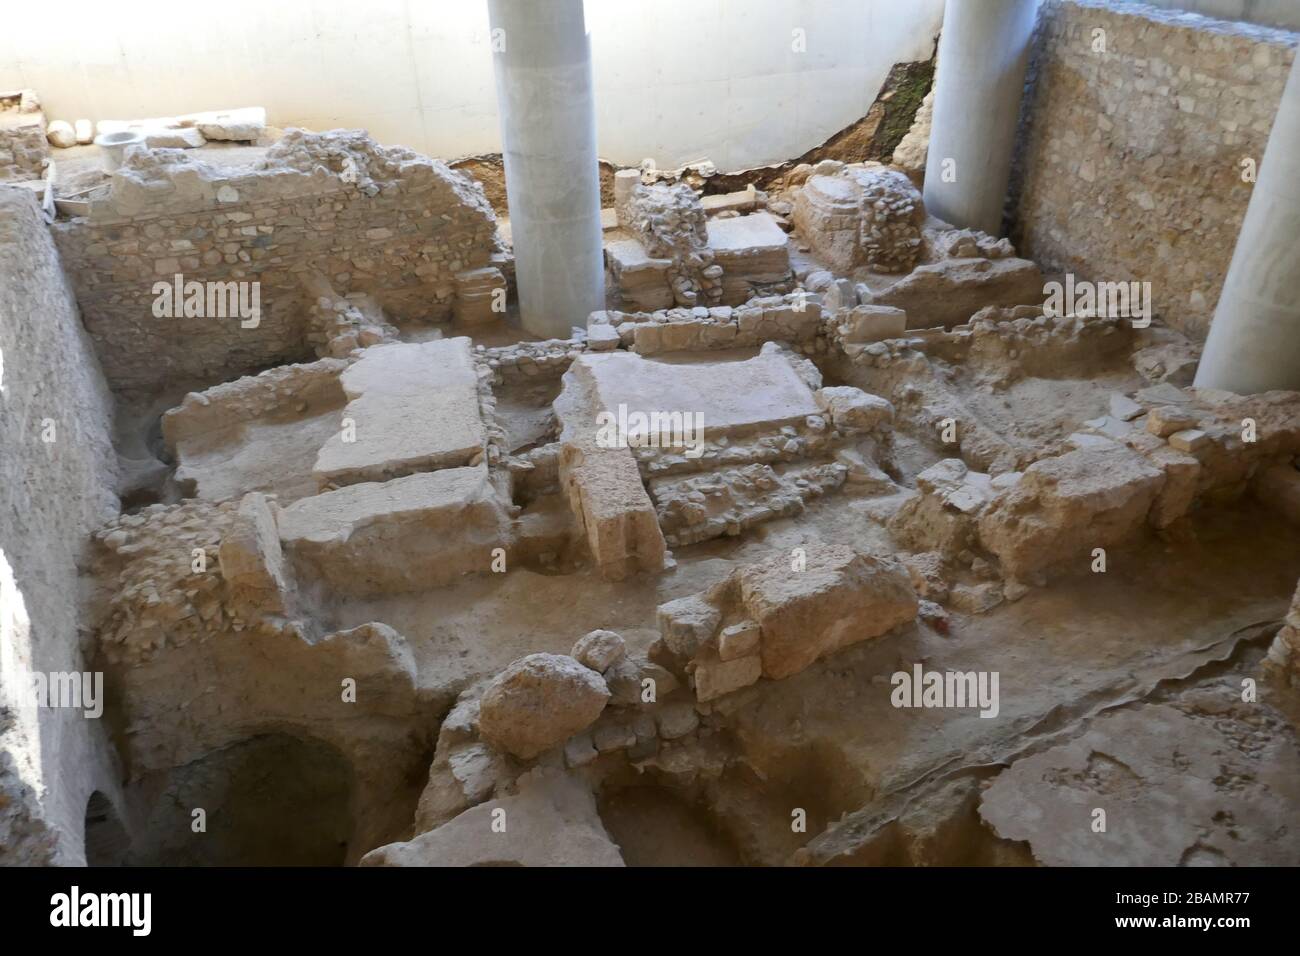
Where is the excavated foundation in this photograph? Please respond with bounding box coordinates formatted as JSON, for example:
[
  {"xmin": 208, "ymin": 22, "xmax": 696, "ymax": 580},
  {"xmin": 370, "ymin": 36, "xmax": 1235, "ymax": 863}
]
[{"xmin": 4, "ymin": 71, "xmax": 1300, "ymax": 869}]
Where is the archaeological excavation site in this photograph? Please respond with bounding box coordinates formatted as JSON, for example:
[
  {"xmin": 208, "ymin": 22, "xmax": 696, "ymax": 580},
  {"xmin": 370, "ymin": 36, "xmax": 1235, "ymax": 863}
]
[{"xmin": 2, "ymin": 0, "xmax": 1300, "ymax": 885}]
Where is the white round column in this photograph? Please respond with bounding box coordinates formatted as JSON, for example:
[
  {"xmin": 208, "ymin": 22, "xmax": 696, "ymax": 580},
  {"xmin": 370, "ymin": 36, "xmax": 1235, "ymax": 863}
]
[
  {"xmin": 1194, "ymin": 56, "xmax": 1300, "ymax": 394},
  {"xmin": 923, "ymin": 0, "xmax": 1040, "ymax": 237},
  {"xmin": 488, "ymin": 0, "xmax": 606, "ymax": 339}
]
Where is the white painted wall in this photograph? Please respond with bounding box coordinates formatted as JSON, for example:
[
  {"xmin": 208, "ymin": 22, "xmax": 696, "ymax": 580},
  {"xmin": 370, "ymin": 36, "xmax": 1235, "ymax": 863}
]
[{"xmin": 0, "ymin": 0, "xmax": 945, "ymax": 172}]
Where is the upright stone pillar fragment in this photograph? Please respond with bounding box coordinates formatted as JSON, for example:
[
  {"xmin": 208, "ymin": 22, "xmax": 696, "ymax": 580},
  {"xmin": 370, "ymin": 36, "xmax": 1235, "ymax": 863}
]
[{"xmin": 487, "ymin": 0, "xmax": 606, "ymax": 339}]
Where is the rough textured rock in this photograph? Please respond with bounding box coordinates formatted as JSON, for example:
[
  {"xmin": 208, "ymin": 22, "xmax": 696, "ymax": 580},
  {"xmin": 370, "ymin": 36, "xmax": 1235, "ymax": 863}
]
[
  {"xmin": 891, "ymin": 87, "xmax": 934, "ymax": 180},
  {"xmin": 362, "ymin": 768, "xmax": 624, "ymax": 867},
  {"xmin": 478, "ymin": 654, "xmax": 611, "ymax": 759},
  {"xmin": 867, "ymin": 256, "xmax": 1045, "ymax": 330},
  {"xmin": 218, "ymin": 492, "xmax": 289, "ymax": 596},
  {"xmin": 278, "ymin": 466, "xmax": 512, "ymax": 596},
  {"xmin": 0, "ymin": 187, "xmax": 120, "ymax": 865},
  {"xmin": 658, "ymin": 545, "xmax": 918, "ymax": 697},
  {"xmin": 977, "ymin": 444, "xmax": 1165, "ymax": 580},
  {"xmin": 792, "ymin": 164, "xmax": 925, "ymax": 272},
  {"xmin": 1010, "ymin": 0, "xmax": 1295, "ymax": 339},
  {"xmin": 890, "ymin": 459, "xmax": 1001, "ymax": 558},
  {"xmin": 0, "ymin": 90, "xmax": 49, "ymax": 181},
  {"xmin": 571, "ymin": 630, "xmax": 627, "ymax": 673},
  {"xmin": 815, "ymin": 386, "xmax": 894, "ymax": 433},
  {"xmin": 51, "ymin": 128, "xmax": 501, "ymax": 395},
  {"xmin": 313, "ymin": 339, "xmax": 486, "ymax": 487},
  {"xmin": 738, "ymin": 545, "xmax": 918, "ymax": 680},
  {"xmin": 980, "ymin": 702, "xmax": 1300, "ymax": 866}
]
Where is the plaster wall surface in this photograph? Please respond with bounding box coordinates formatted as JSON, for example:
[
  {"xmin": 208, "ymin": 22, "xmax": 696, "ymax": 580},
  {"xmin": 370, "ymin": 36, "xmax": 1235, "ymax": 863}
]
[{"xmin": 0, "ymin": 0, "xmax": 944, "ymax": 173}]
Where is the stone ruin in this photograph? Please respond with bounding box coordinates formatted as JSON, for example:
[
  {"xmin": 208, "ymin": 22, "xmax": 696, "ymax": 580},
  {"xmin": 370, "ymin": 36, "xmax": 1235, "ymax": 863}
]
[
  {"xmin": 0, "ymin": 89, "xmax": 49, "ymax": 184},
  {"xmin": 4, "ymin": 0, "xmax": 1300, "ymax": 877}
]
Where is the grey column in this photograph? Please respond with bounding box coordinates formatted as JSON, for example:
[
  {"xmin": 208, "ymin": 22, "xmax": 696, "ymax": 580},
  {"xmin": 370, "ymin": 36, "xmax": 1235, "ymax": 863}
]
[
  {"xmin": 487, "ymin": 0, "xmax": 605, "ymax": 339},
  {"xmin": 923, "ymin": 0, "xmax": 1040, "ymax": 236},
  {"xmin": 1194, "ymin": 55, "xmax": 1300, "ymax": 394}
]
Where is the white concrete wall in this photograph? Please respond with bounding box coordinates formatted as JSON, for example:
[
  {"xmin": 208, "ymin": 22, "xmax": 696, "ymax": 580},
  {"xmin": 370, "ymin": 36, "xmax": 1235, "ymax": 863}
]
[{"xmin": 0, "ymin": 0, "xmax": 945, "ymax": 172}]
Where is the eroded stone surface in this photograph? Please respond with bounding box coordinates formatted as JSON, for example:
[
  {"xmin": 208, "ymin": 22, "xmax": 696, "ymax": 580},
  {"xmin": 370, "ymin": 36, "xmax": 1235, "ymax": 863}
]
[
  {"xmin": 362, "ymin": 769, "xmax": 624, "ymax": 867},
  {"xmin": 980, "ymin": 702, "xmax": 1300, "ymax": 866},
  {"xmin": 314, "ymin": 339, "xmax": 486, "ymax": 487},
  {"xmin": 478, "ymin": 654, "xmax": 610, "ymax": 759},
  {"xmin": 279, "ymin": 466, "xmax": 511, "ymax": 596}
]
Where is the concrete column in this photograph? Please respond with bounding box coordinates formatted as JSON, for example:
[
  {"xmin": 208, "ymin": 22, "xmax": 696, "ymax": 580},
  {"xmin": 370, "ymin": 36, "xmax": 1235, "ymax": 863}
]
[
  {"xmin": 487, "ymin": 0, "xmax": 605, "ymax": 339},
  {"xmin": 923, "ymin": 0, "xmax": 1040, "ymax": 236},
  {"xmin": 1194, "ymin": 56, "xmax": 1300, "ymax": 394}
]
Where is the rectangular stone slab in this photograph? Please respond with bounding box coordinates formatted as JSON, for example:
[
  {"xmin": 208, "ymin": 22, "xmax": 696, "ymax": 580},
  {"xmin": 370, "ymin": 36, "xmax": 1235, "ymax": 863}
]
[
  {"xmin": 313, "ymin": 338, "xmax": 485, "ymax": 487},
  {"xmin": 577, "ymin": 349, "xmax": 820, "ymax": 439},
  {"xmin": 279, "ymin": 466, "xmax": 509, "ymax": 596},
  {"xmin": 705, "ymin": 211, "xmax": 790, "ymax": 256}
]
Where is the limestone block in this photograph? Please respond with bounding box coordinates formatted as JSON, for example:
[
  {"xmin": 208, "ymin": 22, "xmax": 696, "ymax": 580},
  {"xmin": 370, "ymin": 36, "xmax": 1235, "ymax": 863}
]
[
  {"xmin": 362, "ymin": 769, "xmax": 624, "ymax": 867},
  {"xmin": 558, "ymin": 438, "xmax": 667, "ymax": 581},
  {"xmin": 278, "ymin": 466, "xmax": 511, "ymax": 596},
  {"xmin": 587, "ymin": 323, "xmax": 620, "ymax": 351},
  {"xmin": 1145, "ymin": 445, "xmax": 1201, "ymax": 528},
  {"xmin": 977, "ymin": 444, "xmax": 1165, "ymax": 580},
  {"xmin": 46, "ymin": 120, "xmax": 76, "ymax": 148},
  {"xmin": 840, "ymin": 304, "xmax": 908, "ymax": 343},
  {"xmin": 1146, "ymin": 405, "xmax": 1201, "ymax": 437},
  {"xmin": 144, "ymin": 127, "xmax": 205, "ymax": 149},
  {"xmin": 815, "ymin": 386, "xmax": 894, "ymax": 433},
  {"xmin": 478, "ymin": 654, "xmax": 610, "ymax": 759},
  {"xmin": 791, "ymin": 174, "xmax": 864, "ymax": 271},
  {"xmin": 453, "ymin": 266, "xmax": 507, "ymax": 327},
  {"xmin": 657, "ymin": 592, "xmax": 722, "ymax": 658},
  {"xmin": 414, "ymin": 742, "xmax": 512, "ymax": 833},
  {"xmin": 693, "ymin": 653, "xmax": 762, "ymax": 702},
  {"xmin": 189, "ymin": 106, "xmax": 266, "ymax": 141},
  {"xmin": 218, "ymin": 491, "xmax": 288, "ymax": 593},
  {"xmin": 1109, "ymin": 393, "xmax": 1145, "ymax": 421},
  {"xmin": 718, "ymin": 620, "xmax": 760, "ymax": 661},
  {"xmin": 1168, "ymin": 429, "xmax": 1210, "ymax": 453},
  {"xmin": 313, "ymin": 339, "xmax": 485, "ymax": 487},
  {"xmin": 571, "ymin": 629, "xmax": 627, "ymax": 673},
  {"xmin": 870, "ymin": 257, "xmax": 1045, "ymax": 330},
  {"xmin": 888, "ymin": 459, "xmax": 998, "ymax": 557},
  {"xmin": 737, "ymin": 544, "xmax": 917, "ymax": 680}
]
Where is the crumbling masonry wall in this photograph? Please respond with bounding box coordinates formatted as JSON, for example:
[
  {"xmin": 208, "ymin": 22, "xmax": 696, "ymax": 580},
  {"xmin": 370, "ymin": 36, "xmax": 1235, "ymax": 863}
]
[
  {"xmin": 0, "ymin": 187, "xmax": 122, "ymax": 864},
  {"xmin": 51, "ymin": 130, "xmax": 500, "ymax": 395},
  {"xmin": 1009, "ymin": 0, "xmax": 1296, "ymax": 339}
]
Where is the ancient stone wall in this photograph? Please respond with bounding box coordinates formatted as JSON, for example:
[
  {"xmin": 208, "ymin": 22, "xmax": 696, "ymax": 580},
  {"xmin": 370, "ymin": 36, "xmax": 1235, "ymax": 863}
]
[
  {"xmin": 1009, "ymin": 0, "xmax": 1296, "ymax": 340},
  {"xmin": 0, "ymin": 187, "xmax": 122, "ymax": 864},
  {"xmin": 0, "ymin": 90, "xmax": 49, "ymax": 182},
  {"xmin": 52, "ymin": 130, "xmax": 500, "ymax": 396}
]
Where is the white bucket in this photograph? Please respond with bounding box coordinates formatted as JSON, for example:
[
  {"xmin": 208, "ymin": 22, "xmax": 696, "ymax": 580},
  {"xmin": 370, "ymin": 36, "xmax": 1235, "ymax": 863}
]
[{"xmin": 93, "ymin": 130, "xmax": 147, "ymax": 171}]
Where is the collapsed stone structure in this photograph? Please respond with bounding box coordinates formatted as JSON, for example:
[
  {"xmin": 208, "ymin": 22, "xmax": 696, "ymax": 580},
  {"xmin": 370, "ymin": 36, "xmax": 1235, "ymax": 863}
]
[
  {"xmin": 51, "ymin": 129, "xmax": 504, "ymax": 394},
  {"xmin": 3, "ymin": 0, "xmax": 1300, "ymax": 873},
  {"xmin": 0, "ymin": 90, "xmax": 49, "ymax": 183}
]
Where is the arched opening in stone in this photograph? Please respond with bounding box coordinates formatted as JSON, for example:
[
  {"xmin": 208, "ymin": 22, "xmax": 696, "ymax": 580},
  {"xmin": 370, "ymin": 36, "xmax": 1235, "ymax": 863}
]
[
  {"xmin": 84, "ymin": 790, "xmax": 130, "ymax": 866},
  {"xmin": 129, "ymin": 733, "xmax": 354, "ymax": 866}
]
